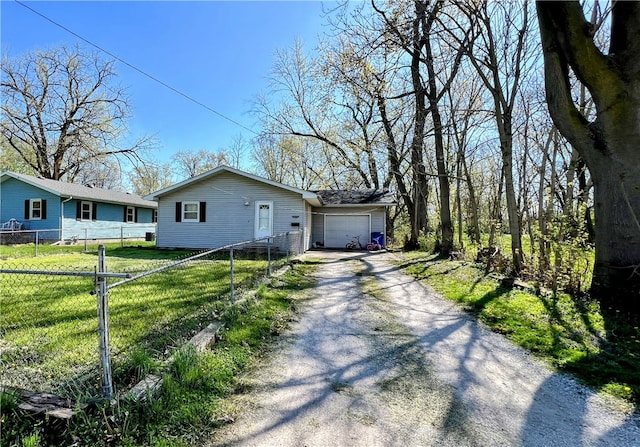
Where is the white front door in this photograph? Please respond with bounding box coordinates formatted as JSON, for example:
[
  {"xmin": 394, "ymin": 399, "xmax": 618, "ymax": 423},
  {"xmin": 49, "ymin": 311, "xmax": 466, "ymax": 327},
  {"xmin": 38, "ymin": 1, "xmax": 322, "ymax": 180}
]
[{"xmin": 255, "ymin": 201, "xmax": 273, "ymax": 239}]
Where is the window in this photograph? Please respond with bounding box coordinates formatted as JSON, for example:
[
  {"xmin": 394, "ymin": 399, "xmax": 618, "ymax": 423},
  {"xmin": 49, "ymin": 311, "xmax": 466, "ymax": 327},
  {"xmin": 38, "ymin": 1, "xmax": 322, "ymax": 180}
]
[
  {"xmin": 24, "ymin": 199, "xmax": 47, "ymax": 220},
  {"xmin": 182, "ymin": 202, "xmax": 199, "ymax": 222},
  {"xmin": 125, "ymin": 206, "xmax": 135, "ymax": 223},
  {"xmin": 81, "ymin": 201, "xmax": 93, "ymax": 221},
  {"xmin": 175, "ymin": 201, "xmax": 206, "ymax": 222},
  {"xmin": 30, "ymin": 199, "xmax": 42, "ymax": 220},
  {"xmin": 152, "ymin": 209, "xmax": 158, "ymax": 223},
  {"xmin": 258, "ymin": 204, "xmax": 270, "ymax": 231}
]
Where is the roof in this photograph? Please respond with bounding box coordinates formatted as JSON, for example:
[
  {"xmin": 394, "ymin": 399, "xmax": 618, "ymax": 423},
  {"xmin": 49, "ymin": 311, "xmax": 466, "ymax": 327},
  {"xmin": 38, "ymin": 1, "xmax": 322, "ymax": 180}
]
[
  {"xmin": 145, "ymin": 165, "xmax": 322, "ymax": 205},
  {"xmin": 1, "ymin": 171, "xmax": 157, "ymax": 208},
  {"xmin": 315, "ymin": 189, "xmax": 396, "ymax": 207}
]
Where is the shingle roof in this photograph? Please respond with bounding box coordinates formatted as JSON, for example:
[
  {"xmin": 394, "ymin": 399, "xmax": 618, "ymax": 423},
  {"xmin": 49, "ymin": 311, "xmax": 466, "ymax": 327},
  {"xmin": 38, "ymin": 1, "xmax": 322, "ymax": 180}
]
[
  {"xmin": 314, "ymin": 189, "xmax": 396, "ymax": 206},
  {"xmin": 1, "ymin": 171, "xmax": 157, "ymax": 208}
]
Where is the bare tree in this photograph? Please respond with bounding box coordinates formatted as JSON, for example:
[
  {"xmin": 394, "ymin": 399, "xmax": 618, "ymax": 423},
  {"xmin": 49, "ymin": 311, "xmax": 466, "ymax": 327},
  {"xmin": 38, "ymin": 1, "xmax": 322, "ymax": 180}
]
[
  {"xmin": 1, "ymin": 45, "xmax": 152, "ymax": 182},
  {"xmin": 129, "ymin": 161, "xmax": 174, "ymax": 196},
  {"xmin": 537, "ymin": 1, "xmax": 640, "ymax": 311},
  {"xmin": 252, "ymin": 133, "xmax": 327, "ymax": 189},
  {"xmin": 72, "ymin": 157, "xmax": 122, "ymax": 190},
  {"xmin": 171, "ymin": 149, "xmax": 229, "ymax": 179},
  {"xmin": 456, "ymin": 0, "xmax": 536, "ymax": 272},
  {"xmin": 225, "ymin": 134, "xmax": 248, "ymax": 170},
  {"xmin": 254, "ymin": 39, "xmax": 385, "ymax": 189}
]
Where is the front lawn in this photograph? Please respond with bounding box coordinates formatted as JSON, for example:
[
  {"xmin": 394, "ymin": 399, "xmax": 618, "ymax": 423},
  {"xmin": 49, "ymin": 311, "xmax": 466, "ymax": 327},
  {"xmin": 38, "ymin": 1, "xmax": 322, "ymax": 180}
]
[
  {"xmin": 1, "ymin": 247, "xmax": 318, "ymax": 447},
  {"xmin": 0, "ymin": 245, "xmax": 274, "ymax": 398}
]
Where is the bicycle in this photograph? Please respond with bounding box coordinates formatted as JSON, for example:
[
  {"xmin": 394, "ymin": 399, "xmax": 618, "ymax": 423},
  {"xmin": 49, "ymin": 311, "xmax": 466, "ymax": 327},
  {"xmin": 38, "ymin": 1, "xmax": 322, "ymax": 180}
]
[
  {"xmin": 345, "ymin": 235, "xmax": 363, "ymax": 250},
  {"xmin": 366, "ymin": 235, "xmax": 383, "ymax": 251}
]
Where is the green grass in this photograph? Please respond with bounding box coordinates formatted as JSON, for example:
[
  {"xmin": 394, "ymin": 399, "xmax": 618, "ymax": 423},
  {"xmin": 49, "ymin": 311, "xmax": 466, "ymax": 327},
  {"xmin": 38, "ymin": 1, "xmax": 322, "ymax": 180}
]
[
  {"xmin": 0, "ymin": 241, "xmax": 160, "ymax": 259},
  {"xmin": 398, "ymin": 251, "xmax": 640, "ymax": 407},
  {"xmin": 1, "ymin": 252, "xmax": 316, "ymax": 446},
  {"xmin": 0, "ymin": 245, "xmax": 280, "ymax": 398}
]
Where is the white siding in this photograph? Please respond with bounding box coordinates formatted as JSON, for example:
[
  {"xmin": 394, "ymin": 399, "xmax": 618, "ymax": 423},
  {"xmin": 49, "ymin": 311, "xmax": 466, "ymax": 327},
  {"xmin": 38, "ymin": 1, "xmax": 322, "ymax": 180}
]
[{"xmin": 156, "ymin": 171, "xmax": 307, "ymax": 249}]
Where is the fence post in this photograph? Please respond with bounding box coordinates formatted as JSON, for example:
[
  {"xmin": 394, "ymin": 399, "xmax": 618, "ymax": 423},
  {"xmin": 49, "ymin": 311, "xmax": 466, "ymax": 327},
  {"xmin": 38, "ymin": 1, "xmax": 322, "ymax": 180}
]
[
  {"xmin": 96, "ymin": 244, "xmax": 114, "ymax": 399},
  {"xmin": 267, "ymin": 237, "xmax": 272, "ymax": 276},
  {"xmin": 230, "ymin": 248, "xmax": 235, "ymax": 303},
  {"xmin": 120, "ymin": 227, "xmax": 124, "ymax": 248},
  {"xmin": 84, "ymin": 229, "xmax": 88, "ymax": 251},
  {"xmin": 35, "ymin": 230, "xmax": 39, "ymax": 257}
]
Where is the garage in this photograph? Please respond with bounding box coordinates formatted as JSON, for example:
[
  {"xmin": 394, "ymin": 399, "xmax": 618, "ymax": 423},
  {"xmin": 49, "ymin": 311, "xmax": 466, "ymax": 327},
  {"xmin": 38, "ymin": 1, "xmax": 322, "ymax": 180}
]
[{"xmin": 324, "ymin": 214, "xmax": 370, "ymax": 248}]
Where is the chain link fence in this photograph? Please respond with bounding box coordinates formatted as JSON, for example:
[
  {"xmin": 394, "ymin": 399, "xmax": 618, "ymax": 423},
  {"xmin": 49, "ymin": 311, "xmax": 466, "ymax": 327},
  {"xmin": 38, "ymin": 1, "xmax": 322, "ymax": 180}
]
[
  {"xmin": 0, "ymin": 231, "xmax": 303, "ymax": 401},
  {"xmin": 0, "ymin": 226, "xmax": 158, "ymax": 255}
]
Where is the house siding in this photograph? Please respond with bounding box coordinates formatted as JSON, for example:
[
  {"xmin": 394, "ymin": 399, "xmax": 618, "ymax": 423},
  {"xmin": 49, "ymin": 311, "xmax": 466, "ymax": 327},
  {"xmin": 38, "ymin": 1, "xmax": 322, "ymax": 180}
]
[
  {"xmin": 156, "ymin": 171, "xmax": 308, "ymax": 249},
  {"xmin": 62, "ymin": 200, "xmax": 156, "ymax": 240},
  {"xmin": 0, "ymin": 177, "xmax": 155, "ymax": 241},
  {"xmin": 0, "ymin": 177, "xmax": 62, "ymax": 239},
  {"xmin": 311, "ymin": 206, "xmax": 386, "ymax": 247}
]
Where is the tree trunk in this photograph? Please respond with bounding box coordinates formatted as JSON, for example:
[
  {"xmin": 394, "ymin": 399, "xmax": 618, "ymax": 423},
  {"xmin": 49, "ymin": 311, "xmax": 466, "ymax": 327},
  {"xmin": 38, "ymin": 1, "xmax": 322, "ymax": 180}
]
[
  {"xmin": 488, "ymin": 168, "xmax": 504, "ymax": 248},
  {"xmin": 377, "ymin": 94, "xmax": 417, "ymax": 245},
  {"xmin": 461, "ymin": 151, "xmax": 481, "ymax": 244},
  {"xmin": 501, "ymin": 137, "xmax": 524, "ymax": 272},
  {"xmin": 589, "ymin": 151, "xmax": 640, "ymax": 306},
  {"xmin": 537, "ymin": 0, "xmax": 640, "ymax": 311}
]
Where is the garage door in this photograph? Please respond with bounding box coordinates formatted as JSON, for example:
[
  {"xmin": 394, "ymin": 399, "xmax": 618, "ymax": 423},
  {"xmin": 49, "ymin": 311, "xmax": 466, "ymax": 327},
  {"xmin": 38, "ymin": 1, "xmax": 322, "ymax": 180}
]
[{"xmin": 324, "ymin": 214, "xmax": 370, "ymax": 248}]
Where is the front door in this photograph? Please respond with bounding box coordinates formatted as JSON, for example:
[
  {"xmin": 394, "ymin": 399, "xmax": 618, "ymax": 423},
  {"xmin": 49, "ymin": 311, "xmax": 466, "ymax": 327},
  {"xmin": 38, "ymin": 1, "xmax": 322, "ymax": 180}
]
[{"xmin": 255, "ymin": 201, "xmax": 273, "ymax": 239}]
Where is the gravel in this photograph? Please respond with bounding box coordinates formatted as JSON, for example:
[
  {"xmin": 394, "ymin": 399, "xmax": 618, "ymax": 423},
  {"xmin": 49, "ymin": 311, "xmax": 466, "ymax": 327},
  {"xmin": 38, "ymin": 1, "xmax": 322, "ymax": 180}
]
[{"xmin": 208, "ymin": 250, "xmax": 640, "ymax": 447}]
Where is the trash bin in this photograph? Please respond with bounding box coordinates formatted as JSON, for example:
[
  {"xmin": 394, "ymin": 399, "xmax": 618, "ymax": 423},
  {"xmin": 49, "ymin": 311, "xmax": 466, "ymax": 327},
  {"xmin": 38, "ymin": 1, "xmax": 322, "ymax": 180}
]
[
  {"xmin": 371, "ymin": 232, "xmax": 384, "ymax": 247},
  {"xmin": 145, "ymin": 232, "xmax": 156, "ymax": 241}
]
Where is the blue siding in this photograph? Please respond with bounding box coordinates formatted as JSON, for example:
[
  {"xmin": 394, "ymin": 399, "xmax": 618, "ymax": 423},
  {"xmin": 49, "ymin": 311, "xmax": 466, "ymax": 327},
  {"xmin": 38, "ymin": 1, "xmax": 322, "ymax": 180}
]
[
  {"xmin": 63, "ymin": 200, "xmax": 156, "ymax": 240},
  {"xmin": 1, "ymin": 177, "xmax": 62, "ymax": 239},
  {"xmin": 1, "ymin": 177, "xmax": 156, "ymax": 241}
]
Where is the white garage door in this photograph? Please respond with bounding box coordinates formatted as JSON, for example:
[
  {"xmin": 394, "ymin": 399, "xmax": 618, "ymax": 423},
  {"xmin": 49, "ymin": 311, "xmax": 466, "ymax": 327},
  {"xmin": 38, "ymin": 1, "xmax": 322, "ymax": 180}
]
[{"xmin": 324, "ymin": 214, "xmax": 370, "ymax": 248}]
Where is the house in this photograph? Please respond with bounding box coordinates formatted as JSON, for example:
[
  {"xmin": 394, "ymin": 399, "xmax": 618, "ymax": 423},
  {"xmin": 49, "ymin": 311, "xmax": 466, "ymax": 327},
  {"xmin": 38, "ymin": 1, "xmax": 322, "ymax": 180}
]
[
  {"xmin": 145, "ymin": 166, "xmax": 395, "ymax": 250},
  {"xmin": 0, "ymin": 171, "xmax": 157, "ymax": 242}
]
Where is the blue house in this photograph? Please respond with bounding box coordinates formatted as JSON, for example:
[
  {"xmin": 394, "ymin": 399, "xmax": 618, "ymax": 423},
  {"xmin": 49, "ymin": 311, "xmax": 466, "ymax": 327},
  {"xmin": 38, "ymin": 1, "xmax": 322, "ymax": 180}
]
[{"xmin": 0, "ymin": 171, "xmax": 157, "ymax": 242}]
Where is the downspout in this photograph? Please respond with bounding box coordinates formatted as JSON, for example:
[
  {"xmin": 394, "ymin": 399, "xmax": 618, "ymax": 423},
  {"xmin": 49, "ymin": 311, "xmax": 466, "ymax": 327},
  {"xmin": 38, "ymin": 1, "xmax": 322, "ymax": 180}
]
[
  {"xmin": 61, "ymin": 196, "xmax": 73, "ymax": 242},
  {"xmin": 383, "ymin": 206, "xmax": 388, "ymax": 248}
]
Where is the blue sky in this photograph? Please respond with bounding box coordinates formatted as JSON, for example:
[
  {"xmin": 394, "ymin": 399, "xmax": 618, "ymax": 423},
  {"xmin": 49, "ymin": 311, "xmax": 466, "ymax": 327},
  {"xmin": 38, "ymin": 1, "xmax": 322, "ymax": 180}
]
[{"xmin": 1, "ymin": 0, "xmax": 331, "ymax": 168}]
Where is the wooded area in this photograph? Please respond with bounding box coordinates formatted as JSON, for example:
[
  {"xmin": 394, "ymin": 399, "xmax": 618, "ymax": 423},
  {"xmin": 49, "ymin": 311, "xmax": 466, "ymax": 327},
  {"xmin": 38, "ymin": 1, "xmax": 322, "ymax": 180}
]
[
  {"xmin": 2, "ymin": 1, "xmax": 639, "ymax": 313},
  {"xmin": 251, "ymin": 0, "xmax": 640, "ymax": 313}
]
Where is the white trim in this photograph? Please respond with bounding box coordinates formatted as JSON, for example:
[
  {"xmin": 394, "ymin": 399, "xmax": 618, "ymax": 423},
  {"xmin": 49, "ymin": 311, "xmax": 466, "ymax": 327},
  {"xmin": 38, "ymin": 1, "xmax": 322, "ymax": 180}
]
[
  {"xmin": 80, "ymin": 200, "xmax": 93, "ymax": 221},
  {"xmin": 182, "ymin": 201, "xmax": 200, "ymax": 222},
  {"xmin": 29, "ymin": 198, "xmax": 43, "ymax": 220},
  {"xmin": 125, "ymin": 205, "xmax": 135, "ymax": 223}
]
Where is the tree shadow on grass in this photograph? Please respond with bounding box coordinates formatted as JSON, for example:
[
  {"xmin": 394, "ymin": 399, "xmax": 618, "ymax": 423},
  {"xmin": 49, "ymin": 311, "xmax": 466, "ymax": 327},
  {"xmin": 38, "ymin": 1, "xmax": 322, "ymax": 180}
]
[{"xmin": 531, "ymin": 290, "xmax": 640, "ymax": 409}]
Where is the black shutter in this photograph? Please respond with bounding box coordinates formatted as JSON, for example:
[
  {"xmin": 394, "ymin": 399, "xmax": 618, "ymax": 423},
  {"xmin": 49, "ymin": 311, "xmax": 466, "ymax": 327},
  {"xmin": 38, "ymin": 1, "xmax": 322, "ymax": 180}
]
[
  {"xmin": 24, "ymin": 200, "xmax": 30, "ymax": 219},
  {"xmin": 134, "ymin": 207, "xmax": 139, "ymax": 223},
  {"xmin": 175, "ymin": 202, "xmax": 182, "ymax": 222},
  {"xmin": 92, "ymin": 203, "xmax": 97, "ymax": 221},
  {"xmin": 41, "ymin": 200, "xmax": 47, "ymax": 220},
  {"xmin": 199, "ymin": 202, "xmax": 206, "ymax": 222},
  {"xmin": 76, "ymin": 201, "xmax": 81, "ymax": 220},
  {"xmin": 123, "ymin": 206, "xmax": 128, "ymax": 222}
]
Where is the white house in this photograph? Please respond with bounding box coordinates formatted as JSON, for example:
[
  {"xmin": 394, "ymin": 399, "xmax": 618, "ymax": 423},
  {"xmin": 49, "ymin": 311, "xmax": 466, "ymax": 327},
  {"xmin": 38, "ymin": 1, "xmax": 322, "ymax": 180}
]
[{"xmin": 145, "ymin": 166, "xmax": 395, "ymax": 250}]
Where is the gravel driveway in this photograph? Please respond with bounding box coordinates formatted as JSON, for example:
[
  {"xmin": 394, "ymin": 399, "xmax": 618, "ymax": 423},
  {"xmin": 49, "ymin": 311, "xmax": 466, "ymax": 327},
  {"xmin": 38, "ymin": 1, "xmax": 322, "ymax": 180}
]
[{"xmin": 209, "ymin": 250, "xmax": 639, "ymax": 446}]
